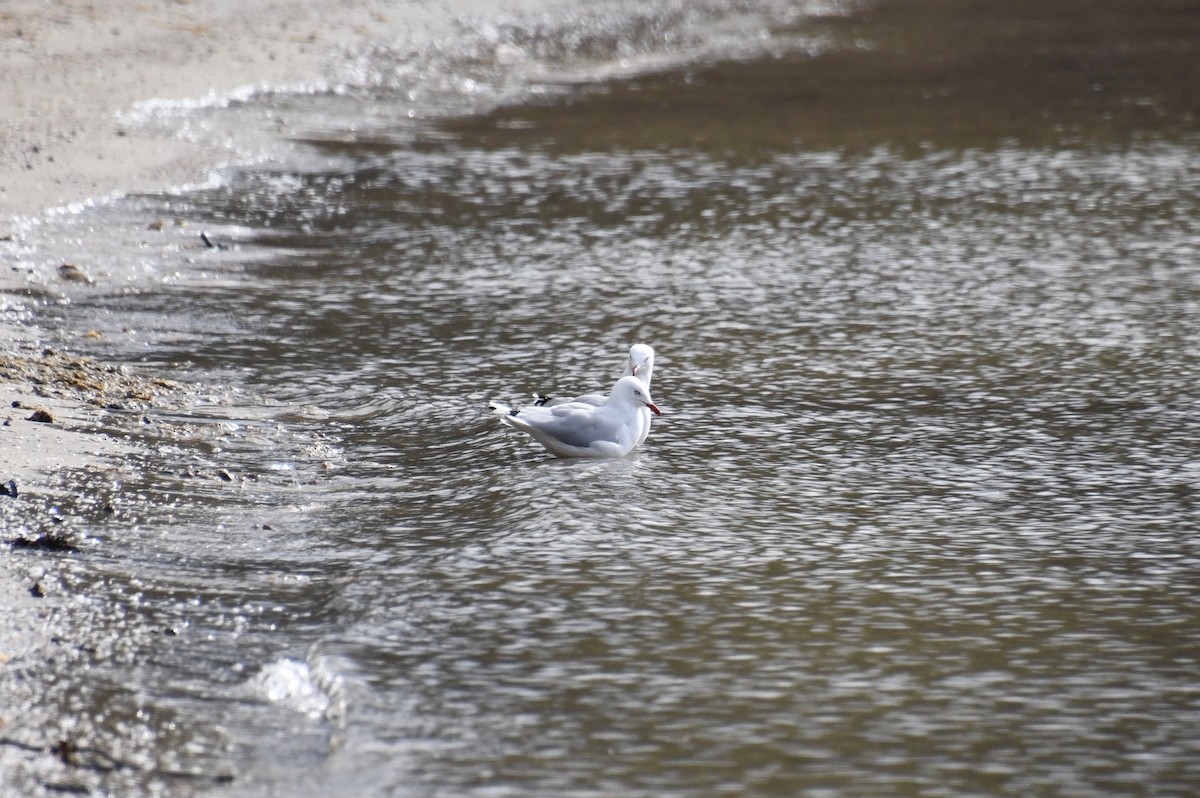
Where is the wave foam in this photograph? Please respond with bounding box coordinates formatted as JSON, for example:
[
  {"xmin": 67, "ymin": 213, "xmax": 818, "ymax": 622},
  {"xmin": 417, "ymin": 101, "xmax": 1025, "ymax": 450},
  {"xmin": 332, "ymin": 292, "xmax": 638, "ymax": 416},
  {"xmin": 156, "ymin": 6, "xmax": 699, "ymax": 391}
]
[{"xmin": 251, "ymin": 657, "xmax": 331, "ymax": 719}]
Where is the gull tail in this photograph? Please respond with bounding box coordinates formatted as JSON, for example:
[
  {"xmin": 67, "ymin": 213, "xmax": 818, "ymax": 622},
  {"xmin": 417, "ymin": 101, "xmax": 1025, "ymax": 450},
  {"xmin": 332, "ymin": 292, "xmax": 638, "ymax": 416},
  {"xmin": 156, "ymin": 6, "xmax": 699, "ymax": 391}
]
[{"xmin": 488, "ymin": 401, "xmax": 520, "ymax": 417}]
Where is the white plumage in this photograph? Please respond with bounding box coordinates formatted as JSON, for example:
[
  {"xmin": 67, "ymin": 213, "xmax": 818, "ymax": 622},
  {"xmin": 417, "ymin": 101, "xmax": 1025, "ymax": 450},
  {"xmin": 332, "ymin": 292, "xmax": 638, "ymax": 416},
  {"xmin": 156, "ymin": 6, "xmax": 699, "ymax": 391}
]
[{"xmin": 490, "ymin": 371, "xmax": 661, "ymax": 458}]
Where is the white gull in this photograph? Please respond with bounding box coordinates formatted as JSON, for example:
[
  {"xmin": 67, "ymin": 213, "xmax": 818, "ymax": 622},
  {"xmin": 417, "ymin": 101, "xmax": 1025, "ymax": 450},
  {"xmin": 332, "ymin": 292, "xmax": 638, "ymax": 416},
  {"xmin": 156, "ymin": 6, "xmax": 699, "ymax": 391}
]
[
  {"xmin": 535, "ymin": 344, "xmax": 656, "ymax": 446},
  {"xmin": 490, "ymin": 374, "xmax": 661, "ymax": 458}
]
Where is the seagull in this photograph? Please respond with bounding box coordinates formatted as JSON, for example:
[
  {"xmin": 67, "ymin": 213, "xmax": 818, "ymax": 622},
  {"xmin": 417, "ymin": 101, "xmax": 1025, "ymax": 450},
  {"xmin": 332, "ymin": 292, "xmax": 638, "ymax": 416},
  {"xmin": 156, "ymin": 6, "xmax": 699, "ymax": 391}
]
[
  {"xmin": 490, "ymin": 375, "xmax": 661, "ymax": 458},
  {"xmin": 536, "ymin": 344, "xmax": 655, "ymax": 405},
  {"xmin": 533, "ymin": 344, "xmax": 656, "ymax": 446}
]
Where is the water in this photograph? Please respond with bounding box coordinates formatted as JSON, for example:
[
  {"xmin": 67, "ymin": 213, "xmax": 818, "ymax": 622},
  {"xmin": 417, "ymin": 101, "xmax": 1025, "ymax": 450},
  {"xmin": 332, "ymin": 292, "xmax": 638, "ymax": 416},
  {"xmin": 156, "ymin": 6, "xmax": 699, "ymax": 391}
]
[{"xmin": 4, "ymin": 0, "xmax": 1200, "ymax": 795}]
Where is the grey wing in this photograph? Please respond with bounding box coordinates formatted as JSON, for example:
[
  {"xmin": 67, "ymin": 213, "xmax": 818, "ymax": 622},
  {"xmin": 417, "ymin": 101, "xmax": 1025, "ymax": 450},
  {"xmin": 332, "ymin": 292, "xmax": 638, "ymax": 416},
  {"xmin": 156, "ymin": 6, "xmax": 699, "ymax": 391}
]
[
  {"xmin": 572, "ymin": 392, "xmax": 607, "ymax": 406},
  {"xmin": 538, "ymin": 391, "xmax": 606, "ymax": 408},
  {"xmin": 520, "ymin": 403, "xmax": 622, "ymax": 449}
]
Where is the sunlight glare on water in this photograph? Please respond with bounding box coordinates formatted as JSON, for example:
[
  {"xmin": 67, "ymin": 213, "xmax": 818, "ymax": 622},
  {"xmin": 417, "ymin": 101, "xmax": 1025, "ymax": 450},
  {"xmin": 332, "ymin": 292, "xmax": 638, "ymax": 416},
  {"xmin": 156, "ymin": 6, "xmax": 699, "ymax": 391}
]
[
  {"xmin": 162, "ymin": 137, "xmax": 1200, "ymax": 797},
  {"xmin": 5, "ymin": 0, "xmax": 1200, "ymax": 795}
]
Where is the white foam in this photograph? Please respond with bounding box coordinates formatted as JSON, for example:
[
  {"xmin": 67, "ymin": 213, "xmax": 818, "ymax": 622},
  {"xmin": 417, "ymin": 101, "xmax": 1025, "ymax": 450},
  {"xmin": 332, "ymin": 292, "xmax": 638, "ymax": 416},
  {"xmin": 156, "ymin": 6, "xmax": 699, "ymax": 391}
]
[{"xmin": 251, "ymin": 657, "xmax": 331, "ymax": 719}]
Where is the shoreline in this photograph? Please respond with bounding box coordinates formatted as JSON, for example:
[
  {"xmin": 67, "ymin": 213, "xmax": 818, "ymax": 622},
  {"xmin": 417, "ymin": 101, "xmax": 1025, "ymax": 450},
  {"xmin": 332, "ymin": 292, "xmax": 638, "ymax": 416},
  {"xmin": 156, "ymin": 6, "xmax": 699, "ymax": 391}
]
[
  {"xmin": 0, "ymin": 0, "xmax": 417, "ymax": 567},
  {"xmin": 0, "ymin": 0, "xmax": 489, "ymax": 227},
  {"xmin": 3, "ymin": 0, "xmax": 352, "ymax": 226},
  {"xmin": 0, "ymin": 0, "xmax": 562, "ymax": 491},
  {"xmin": 0, "ymin": 0, "xmax": 544, "ymax": 751},
  {"xmin": 0, "ymin": 0, "xmax": 553, "ymax": 495}
]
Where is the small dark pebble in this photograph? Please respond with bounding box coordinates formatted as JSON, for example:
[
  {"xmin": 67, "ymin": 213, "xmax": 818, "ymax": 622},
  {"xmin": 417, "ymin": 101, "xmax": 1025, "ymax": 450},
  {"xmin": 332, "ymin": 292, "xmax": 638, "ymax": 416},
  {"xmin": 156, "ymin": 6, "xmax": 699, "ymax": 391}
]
[
  {"xmin": 52, "ymin": 739, "xmax": 73, "ymax": 765},
  {"xmin": 262, "ymin": 524, "xmax": 272, "ymax": 530},
  {"xmin": 1, "ymin": 479, "xmax": 16, "ymax": 497},
  {"xmin": 162, "ymin": 627, "xmax": 177, "ymax": 637},
  {"xmin": 200, "ymin": 231, "xmax": 225, "ymax": 249},
  {"xmin": 217, "ymin": 468, "xmax": 233, "ymax": 482},
  {"xmin": 11, "ymin": 400, "xmax": 22, "ymax": 408},
  {"xmin": 27, "ymin": 409, "xmax": 54, "ymax": 423},
  {"xmin": 40, "ymin": 780, "xmax": 89, "ymax": 795},
  {"xmin": 57, "ymin": 263, "xmax": 93, "ymax": 283},
  {"xmin": 30, "ymin": 582, "xmax": 44, "ymax": 598},
  {"xmin": 8, "ymin": 534, "xmax": 79, "ymax": 554}
]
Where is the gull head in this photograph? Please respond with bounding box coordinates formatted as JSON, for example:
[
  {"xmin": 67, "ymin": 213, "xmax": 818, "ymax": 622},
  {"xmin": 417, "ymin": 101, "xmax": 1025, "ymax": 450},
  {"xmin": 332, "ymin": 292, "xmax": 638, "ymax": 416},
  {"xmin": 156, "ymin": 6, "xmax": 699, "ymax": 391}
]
[
  {"xmin": 612, "ymin": 375, "xmax": 661, "ymax": 416},
  {"xmin": 628, "ymin": 344, "xmax": 655, "ymax": 381}
]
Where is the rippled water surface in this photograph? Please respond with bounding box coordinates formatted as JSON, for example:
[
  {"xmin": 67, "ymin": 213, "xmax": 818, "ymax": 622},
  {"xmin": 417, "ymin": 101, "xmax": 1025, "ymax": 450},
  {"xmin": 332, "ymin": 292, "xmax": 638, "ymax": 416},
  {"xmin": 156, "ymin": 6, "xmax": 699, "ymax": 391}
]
[{"xmin": 5, "ymin": 0, "xmax": 1200, "ymax": 796}]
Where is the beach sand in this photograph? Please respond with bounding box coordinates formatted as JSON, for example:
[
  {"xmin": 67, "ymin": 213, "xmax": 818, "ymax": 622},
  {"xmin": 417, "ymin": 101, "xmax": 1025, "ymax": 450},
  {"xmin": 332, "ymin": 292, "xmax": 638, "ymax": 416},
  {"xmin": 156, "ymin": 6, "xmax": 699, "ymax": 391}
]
[{"xmin": 0, "ymin": 0, "xmax": 501, "ymax": 222}]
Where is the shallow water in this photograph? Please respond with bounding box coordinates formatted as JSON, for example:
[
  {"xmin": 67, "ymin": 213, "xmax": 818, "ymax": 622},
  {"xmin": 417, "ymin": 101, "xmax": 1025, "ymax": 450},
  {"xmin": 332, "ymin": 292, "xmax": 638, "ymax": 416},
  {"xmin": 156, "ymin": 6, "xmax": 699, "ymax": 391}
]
[{"xmin": 5, "ymin": 0, "xmax": 1200, "ymax": 796}]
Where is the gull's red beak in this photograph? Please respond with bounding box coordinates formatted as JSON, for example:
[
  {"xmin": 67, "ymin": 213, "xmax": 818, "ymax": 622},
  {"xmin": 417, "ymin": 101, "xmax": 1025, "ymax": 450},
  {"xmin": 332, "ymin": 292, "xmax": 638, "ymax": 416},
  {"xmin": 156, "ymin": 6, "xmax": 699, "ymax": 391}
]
[{"xmin": 647, "ymin": 402, "xmax": 661, "ymax": 416}]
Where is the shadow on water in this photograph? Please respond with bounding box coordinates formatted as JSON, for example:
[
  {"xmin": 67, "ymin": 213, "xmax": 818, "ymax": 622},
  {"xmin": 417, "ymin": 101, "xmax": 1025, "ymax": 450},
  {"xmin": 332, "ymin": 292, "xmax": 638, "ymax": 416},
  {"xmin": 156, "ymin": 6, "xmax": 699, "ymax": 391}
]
[{"xmin": 5, "ymin": 0, "xmax": 1200, "ymax": 795}]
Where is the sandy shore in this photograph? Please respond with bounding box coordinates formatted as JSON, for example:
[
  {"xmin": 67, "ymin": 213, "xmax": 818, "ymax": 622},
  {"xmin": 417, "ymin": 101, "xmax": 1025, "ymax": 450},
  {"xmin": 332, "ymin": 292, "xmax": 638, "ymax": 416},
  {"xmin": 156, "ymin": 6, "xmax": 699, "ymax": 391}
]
[{"xmin": 0, "ymin": 0, "xmax": 496, "ymax": 224}]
